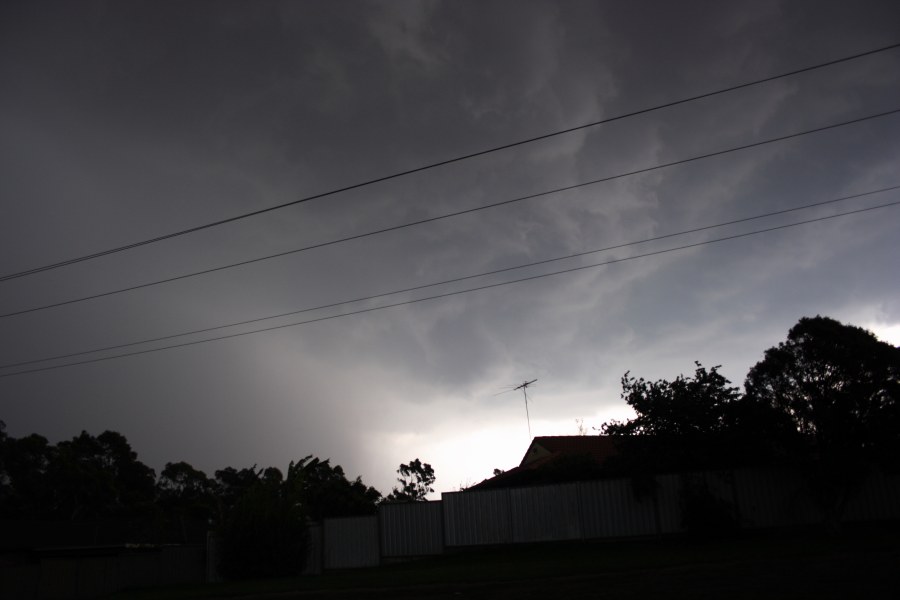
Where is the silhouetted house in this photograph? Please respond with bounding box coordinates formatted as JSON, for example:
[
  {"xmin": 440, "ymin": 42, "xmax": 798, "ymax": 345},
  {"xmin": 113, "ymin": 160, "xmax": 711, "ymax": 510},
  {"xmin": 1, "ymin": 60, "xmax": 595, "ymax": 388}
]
[
  {"xmin": 470, "ymin": 436, "xmax": 619, "ymax": 490},
  {"xmin": 521, "ymin": 435, "xmax": 619, "ymax": 468}
]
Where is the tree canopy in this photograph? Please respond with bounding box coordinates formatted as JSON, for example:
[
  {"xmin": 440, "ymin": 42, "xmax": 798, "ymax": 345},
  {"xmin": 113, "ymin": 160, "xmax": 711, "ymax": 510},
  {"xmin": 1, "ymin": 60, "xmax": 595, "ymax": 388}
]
[
  {"xmin": 1, "ymin": 430, "xmax": 383, "ymax": 522},
  {"xmin": 385, "ymin": 459, "xmax": 435, "ymax": 502},
  {"xmin": 745, "ymin": 315, "xmax": 900, "ymax": 468},
  {"xmin": 0, "ymin": 426, "xmax": 387, "ymax": 579},
  {"xmin": 217, "ymin": 463, "xmax": 308, "ymax": 580},
  {"xmin": 287, "ymin": 456, "xmax": 382, "ymax": 520},
  {"xmin": 0, "ymin": 429, "xmax": 157, "ymax": 520},
  {"xmin": 744, "ymin": 316, "xmax": 900, "ymax": 529},
  {"xmin": 596, "ymin": 316, "xmax": 899, "ymax": 532},
  {"xmin": 601, "ymin": 363, "xmax": 786, "ymax": 472}
]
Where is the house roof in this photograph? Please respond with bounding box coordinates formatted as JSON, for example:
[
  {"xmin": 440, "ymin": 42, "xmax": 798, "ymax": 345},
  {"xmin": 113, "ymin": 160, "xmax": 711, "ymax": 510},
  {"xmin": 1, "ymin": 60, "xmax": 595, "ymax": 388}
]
[
  {"xmin": 519, "ymin": 435, "xmax": 619, "ymax": 468},
  {"xmin": 468, "ymin": 436, "xmax": 619, "ymax": 490}
]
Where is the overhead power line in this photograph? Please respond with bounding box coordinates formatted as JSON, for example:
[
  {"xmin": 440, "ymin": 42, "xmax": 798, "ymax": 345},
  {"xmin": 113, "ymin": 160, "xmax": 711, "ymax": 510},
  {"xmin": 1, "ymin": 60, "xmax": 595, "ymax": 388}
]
[
  {"xmin": 3, "ymin": 107, "xmax": 898, "ymax": 320},
  {"xmin": 2, "ymin": 184, "xmax": 896, "ymax": 371},
  {"xmin": 2, "ymin": 41, "xmax": 899, "ymax": 283},
  {"xmin": 2, "ymin": 197, "xmax": 897, "ymax": 379}
]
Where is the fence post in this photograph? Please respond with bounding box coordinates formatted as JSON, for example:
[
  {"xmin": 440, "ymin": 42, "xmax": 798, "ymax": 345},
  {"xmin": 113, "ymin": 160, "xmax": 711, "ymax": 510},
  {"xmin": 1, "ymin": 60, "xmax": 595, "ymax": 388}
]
[
  {"xmin": 576, "ymin": 482, "xmax": 587, "ymax": 541},
  {"xmin": 505, "ymin": 488, "xmax": 514, "ymax": 544},
  {"xmin": 652, "ymin": 475, "xmax": 663, "ymax": 538}
]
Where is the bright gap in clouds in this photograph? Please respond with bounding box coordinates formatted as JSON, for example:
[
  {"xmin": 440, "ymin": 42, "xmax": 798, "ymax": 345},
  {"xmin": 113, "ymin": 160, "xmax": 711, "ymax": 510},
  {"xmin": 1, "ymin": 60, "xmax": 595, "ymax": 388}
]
[
  {"xmin": 419, "ymin": 394, "xmax": 637, "ymax": 496},
  {"xmin": 866, "ymin": 322, "xmax": 900, "ymax": 346},
  {"xmin": 417, "ymin": 314, "xmax": 900, "ymax": 496}
]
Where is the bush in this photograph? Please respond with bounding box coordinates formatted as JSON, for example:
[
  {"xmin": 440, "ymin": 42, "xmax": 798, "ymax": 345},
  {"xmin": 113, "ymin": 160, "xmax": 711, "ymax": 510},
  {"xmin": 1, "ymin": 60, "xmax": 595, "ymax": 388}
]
[
  {"xmin": 217, "ymin": 482, "xmax": 308, "ymax": 580},
  {"xmin": 681, "ymin": 477, "xmax": 737, "ymax": 538}
]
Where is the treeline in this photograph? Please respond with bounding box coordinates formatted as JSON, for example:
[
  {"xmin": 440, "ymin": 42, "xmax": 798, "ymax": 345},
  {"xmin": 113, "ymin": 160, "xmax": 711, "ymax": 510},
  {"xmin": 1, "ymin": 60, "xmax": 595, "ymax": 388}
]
[
  {"xmin": 600, "ymin": 315, "xmax": 900, "ymax": 532},
  {"xmin": 473, "ymin": 316, "xmax": 898, "ymax": 534},
  {"xmin": 0, "ymin": 426, "xmax": 399, "ymax": 578},
  {"xmin": 0, "ymin": 418, "xmax": 438, "ymax": 577},
  {"xmin": 601, "ymin": 316, "xmax": 899, "ymax": 470},
  {"xmin": 0, "ymin": 429, "xmax": 380, "ymax": 525}
]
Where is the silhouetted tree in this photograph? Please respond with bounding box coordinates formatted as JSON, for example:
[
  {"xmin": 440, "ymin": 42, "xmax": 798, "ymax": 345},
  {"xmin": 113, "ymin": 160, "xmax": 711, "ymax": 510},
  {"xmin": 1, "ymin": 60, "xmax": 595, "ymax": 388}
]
[
  {"xmin": 217, "ymin": 468, "xmax": 307, "ymax": 580},
  {"xmin": 385, "ymin": 459, "xmax": 435, "ymax": 502},
  {"xmin": 43, "ymin": 431, "xmax": 156, "ymax": 519},
  {"xmin": 0, "ymin": 428, "xmax": 55, "ymax": 517},
  {"xmin": 0, "ymin": 421, "xmax": 7, "ymax": 507},
  {"xmin": 1, "ymin": 433, "xmax": 55, "ymax": 517},
  {"xmin": 215, "ymin": 457, "xmax": 382, "ymax": 579},
  {"xmin": 288, "ymin": 456, "xmax": 381, "ymax": 520},
  {"xmin": 745, "ymin": 315, "xmax": 900, "ymax": 530},
  {"xmin": 214, "ymin": 465, "xmax": 262, "ymax": 521},
  {"xmin": 157, "ymin": 461, "xmax": 217, "ymax": 521},
  {"xmin": 95, "ymin": 431, "xmax": 157, "ymax": 509},
  {"xmin": 601, "ymin": 363, "xmax": 784, "ymax": 473},
  {"xmin": 0, "ymin": 429, "xmax": 157, "ymax": 520}
]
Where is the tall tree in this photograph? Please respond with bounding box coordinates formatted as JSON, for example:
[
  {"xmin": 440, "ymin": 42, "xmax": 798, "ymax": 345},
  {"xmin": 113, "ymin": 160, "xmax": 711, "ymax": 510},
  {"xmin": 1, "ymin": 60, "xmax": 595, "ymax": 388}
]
[
  {"xmin": 1, "ymin": 432, "xmax": 54, "ymax": 517},
  {"xmin": 0, "ymin": 421, "xmax": 10, "ymax": 508},
  {"xmin": 214, "ymin": 456, "xmax": 381, "ymax": 579},
  {"xmin": 288, "ymin": 456, "xmax": 381, "ymax": 520},
  {"xmin": 0, "ymin": 429, "xmax": 157, "ymax": 520},
  {"xmin": 214, "ymin": 466, "xmax": 262, "ymax": 522},
  {"xmin": 45, "ymin": 431, "xmax": 156, "ymax": 519},
  {"xmin": 217, "ymin": 467, "xmax": 307, "ymax": 580},
  {"xmin": 601, "ymin": 363, "xmax": 784, "ymax": 472},
  {"xmin": 744, "ymin": 316, "xmax": 900, "ymax": 528},
  {"xmin": 385, "ymin": 459, "xmax": 435, "ymax": 502},
  {"xmin": 96, "ymin": 431, "xmax": 157, "ymax": 509},
  {"xmin": 745, "ymin": 316, "xmax": 900, "ymax": 465},
  {"xmin": 157, "ymin": 461, "xmax": 217, "ymax": 520}
]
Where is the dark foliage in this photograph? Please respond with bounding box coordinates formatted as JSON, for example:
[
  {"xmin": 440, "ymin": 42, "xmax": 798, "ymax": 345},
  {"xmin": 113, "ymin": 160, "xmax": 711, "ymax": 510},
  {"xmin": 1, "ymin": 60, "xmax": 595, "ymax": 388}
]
[
  {"xmin": 157, "ymin": 460, "xmax": 219, "ymax": 532},
  {"xmin": 0, "ymin": 432, "xmax": 53, "ymax": 517},
  {"xmin": 744, "ymin": 315, "xmax": 900, "ymax": 529},
  {"xmin": 0, "ymin": 425, "xmax": 382, "ymax": 562},
  {"xmin": 214, "ymin": 465, "xmax": 263, "ymax": 519},
  {"xmin": 0, "ymin": 420, "xmax": 10, "ymax": 510},
  {"xmin": 384, "ymin": 459, "xmax": 435, "ymax": 502},
  {"xmin": 745, "ymin": 315, "xmax": 900, "ymax": 468},
  {"xmin": 217, "ymin": 473, "xmax": 308, "ymax": 580},
  {"xmin": 680, "ymin": 475, "xmax": 738, "ymax": 538},
  {"xmin": 598, "ymin": 316, "xmax": 898, "ymax": 534},
  {"xmin": 0, "ymin": 429, "xmax": 156, "ymax": 520},
  {"xmin": 601, "ymin": 363, "xmax": 787, "ymax": 474},
  {"xmin": 214, "ymin": 458, "xmax": 381, "ymax": 579},
  {"xmin": 288, "ymin": 456, "xmax": 382, "ymax": 520}
]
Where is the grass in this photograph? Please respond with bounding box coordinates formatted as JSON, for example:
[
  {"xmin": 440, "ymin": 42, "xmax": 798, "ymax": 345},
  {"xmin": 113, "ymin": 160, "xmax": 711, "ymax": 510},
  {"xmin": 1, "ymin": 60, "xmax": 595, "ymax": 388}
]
[{"xmin": 112, "ymin": 523, "xmax": 899, "ymax": 599}]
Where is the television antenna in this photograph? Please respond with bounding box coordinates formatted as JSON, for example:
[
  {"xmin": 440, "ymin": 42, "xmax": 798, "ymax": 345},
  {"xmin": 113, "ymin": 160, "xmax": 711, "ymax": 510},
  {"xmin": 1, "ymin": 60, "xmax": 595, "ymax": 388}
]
[{"xmin": 497, "ymin": 379, "xmax": 537, "ymax": 437}]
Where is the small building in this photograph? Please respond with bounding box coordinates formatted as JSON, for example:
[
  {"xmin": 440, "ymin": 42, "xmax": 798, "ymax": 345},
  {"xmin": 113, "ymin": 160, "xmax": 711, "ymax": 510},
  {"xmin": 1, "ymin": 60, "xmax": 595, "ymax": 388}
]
[{"xmin": 470, "ymin": 435, "xmax": 619, "ymax": 490}]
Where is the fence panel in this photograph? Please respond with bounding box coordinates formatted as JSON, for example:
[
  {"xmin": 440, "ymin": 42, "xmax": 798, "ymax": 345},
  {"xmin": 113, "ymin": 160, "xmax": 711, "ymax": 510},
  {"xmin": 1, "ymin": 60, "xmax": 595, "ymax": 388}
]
[
  {"xmin": 159, "ymin": 546, "xmax": 205, "ymax": 586},
  {"xmin": 0, "ymin": 564, "xmax": 39, "ymax": 600},
  {"xmin": 843, "ymin": 469, "xmax": 900, "ymax": 522},
  {"xmin": 655, "ymin": 473, "xmax": 685, "ymax": 534},
  {"xmin": 315, "ymin": 467, "xmax": 900, "ymax": 573},
  {"xmin": 323, "ymin": 516, "xmax": 379, "ymax": 569},
  {"xmin": 33, "ymin": 547, "xmax": 205, "ymax": 600},
  {"xmin": 508, "ymin": 483, "xmax": 581, "ymax": 543},
  {"xmin": 442, "ymin": 489, "xmax": 511, "ymax": 547},
  {"xmin": 380, "ymin": 501, "xmax": 444, "ymax": 557},
  {"xmin": 304, "ymin": 523, "xmax": 324, "ymax": 575},
  {"xmin": 732, "ymin": 467, "xmax": 821, "ymax": 528},
  {"xmin": 579, "ymin": 478, "xmax": 659, "ymax": 538}
]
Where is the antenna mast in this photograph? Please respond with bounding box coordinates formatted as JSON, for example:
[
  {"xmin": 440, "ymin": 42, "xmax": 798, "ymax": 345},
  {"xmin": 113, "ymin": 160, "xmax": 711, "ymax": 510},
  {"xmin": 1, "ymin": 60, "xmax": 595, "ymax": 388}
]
[{"xmin": 513, "ymin": 379, "xmax": 537, "ymax": 437}]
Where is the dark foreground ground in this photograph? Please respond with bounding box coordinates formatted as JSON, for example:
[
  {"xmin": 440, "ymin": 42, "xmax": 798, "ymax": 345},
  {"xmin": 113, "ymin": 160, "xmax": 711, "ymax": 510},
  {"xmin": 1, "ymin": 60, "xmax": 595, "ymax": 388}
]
[{"xmin": 116, "ymin": 525, "xmax": 900, "ymax": 600}]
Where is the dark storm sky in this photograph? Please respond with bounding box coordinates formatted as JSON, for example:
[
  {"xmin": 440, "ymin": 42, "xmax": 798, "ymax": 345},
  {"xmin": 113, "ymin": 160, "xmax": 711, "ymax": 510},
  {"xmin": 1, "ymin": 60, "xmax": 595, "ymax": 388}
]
[{"xmin": 2, "ymin": 0, "xmax": 899, "ymax": 494}]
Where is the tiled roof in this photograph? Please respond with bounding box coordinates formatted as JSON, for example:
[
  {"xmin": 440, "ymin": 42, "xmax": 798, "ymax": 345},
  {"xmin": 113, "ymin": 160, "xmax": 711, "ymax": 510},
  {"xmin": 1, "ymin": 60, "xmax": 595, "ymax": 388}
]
[
  {"xmin": 468, "ymin": 436, "xmax": 619, "ymax": 490},
  {"xmin": 520, "ymin": 435, "xmax": 618, "ymax": 468}
]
